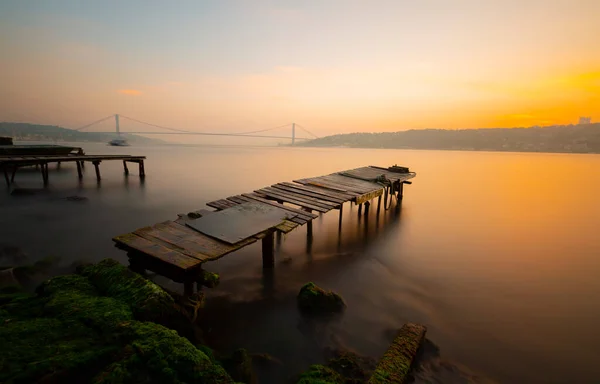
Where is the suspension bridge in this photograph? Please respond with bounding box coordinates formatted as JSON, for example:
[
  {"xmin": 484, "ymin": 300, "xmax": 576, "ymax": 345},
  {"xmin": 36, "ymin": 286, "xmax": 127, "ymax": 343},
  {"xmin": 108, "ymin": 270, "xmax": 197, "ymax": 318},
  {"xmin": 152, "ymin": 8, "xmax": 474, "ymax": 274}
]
[{"xmin": 75, "ymin": 114, "xmax": 318, "ymax": 145}]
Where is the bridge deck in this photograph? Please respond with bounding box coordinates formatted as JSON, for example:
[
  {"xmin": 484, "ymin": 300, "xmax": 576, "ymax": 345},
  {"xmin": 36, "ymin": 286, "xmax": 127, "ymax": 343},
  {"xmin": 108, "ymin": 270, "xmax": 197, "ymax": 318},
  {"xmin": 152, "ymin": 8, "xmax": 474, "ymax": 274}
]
[{"xmin": 113, "ymin": 165, "xmax": 416, "ymax": 295}]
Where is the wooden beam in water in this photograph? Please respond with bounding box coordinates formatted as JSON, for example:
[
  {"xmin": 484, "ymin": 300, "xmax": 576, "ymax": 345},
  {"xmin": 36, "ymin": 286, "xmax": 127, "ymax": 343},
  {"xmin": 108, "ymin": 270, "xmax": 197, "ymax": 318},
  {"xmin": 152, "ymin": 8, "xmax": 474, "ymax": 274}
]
[{"xmin": 368, "ymin": 323, "xmax": 427, "ymax": 384}]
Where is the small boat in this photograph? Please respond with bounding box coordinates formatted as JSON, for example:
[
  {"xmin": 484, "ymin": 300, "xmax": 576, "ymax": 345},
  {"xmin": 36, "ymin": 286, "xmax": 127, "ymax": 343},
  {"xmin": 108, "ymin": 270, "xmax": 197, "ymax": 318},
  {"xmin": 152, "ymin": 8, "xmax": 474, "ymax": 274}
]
[{"xmin": 108, "ymin": 138, "xmax": 129, "ymax": 146}]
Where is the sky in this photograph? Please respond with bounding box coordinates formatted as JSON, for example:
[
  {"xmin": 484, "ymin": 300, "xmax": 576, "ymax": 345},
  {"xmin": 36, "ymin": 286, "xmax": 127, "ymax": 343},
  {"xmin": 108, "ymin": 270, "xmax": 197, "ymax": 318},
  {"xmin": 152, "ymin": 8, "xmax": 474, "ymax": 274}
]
[{"xmin": 0, "ymin": 0, "xmax": 599, "ymax": 139}]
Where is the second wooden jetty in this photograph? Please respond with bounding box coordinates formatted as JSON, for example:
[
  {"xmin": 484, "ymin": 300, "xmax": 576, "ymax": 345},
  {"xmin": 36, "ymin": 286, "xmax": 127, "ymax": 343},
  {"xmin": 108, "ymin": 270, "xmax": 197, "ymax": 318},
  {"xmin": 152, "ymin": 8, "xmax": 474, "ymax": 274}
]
[{"xmin": 113, "ymin": 165, "xmax": 416, "ymax": 295}]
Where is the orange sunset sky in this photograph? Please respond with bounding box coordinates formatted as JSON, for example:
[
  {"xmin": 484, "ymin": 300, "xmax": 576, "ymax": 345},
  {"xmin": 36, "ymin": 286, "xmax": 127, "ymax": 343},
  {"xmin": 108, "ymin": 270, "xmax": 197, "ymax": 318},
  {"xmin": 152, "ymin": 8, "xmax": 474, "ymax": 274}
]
[{"xmin": 0, "ymin": 0, "xmax": 599, "ymax": 137}]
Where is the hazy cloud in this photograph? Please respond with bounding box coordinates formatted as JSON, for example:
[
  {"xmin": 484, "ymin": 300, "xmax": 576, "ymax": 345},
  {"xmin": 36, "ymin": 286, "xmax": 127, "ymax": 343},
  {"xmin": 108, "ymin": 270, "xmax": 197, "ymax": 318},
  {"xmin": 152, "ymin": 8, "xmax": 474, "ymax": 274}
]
[{"xmin": 117, "ymin": 89, "xmax": 142, "ymax": 96}]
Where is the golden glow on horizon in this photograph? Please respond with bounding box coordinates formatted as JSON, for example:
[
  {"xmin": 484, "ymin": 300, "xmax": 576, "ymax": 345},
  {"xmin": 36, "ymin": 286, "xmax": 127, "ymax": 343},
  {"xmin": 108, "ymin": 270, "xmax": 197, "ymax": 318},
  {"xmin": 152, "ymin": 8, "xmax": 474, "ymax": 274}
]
[
  {"xmin": 0, "ymin": 1, "xmax": 598, "ymax": 135},
  {"xmin": 117, "ymin": 89, "xmax": 142, "ymax": 96}
]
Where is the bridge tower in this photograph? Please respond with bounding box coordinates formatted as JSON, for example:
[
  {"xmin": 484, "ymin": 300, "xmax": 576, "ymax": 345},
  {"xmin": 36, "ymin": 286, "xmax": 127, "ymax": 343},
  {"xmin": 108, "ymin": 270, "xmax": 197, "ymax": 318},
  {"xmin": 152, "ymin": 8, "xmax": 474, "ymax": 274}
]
[
  {"xmin": 115, "ymin": 114, "xmax": 121, "ymax": 135},
  {"xmin": 292, "ymin": 123, "xmax": 295, "ymax": 145}
]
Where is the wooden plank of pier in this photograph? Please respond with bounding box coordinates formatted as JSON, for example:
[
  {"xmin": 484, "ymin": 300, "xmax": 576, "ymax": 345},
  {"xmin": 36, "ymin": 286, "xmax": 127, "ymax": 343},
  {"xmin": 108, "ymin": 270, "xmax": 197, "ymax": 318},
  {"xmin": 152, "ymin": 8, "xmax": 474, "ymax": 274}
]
[{"xmin": 113, "ymin": 165, "xmax": 416, "ymax": 295}]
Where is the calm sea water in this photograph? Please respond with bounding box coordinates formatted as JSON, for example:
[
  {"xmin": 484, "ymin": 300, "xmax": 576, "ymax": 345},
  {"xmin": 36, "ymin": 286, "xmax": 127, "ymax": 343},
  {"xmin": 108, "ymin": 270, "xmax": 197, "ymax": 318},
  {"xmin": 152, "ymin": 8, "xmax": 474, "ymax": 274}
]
[{"xmin": 1, "ymin": 142, "xmax": 599, "ymax": 383}]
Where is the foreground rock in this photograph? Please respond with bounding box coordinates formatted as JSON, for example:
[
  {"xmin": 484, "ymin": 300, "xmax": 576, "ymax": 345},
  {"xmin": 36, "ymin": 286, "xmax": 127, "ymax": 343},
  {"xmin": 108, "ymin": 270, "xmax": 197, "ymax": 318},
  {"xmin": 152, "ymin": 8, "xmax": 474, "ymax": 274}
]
[
  {"xmin": 0, "ymin": 258, "xmax": 234, "ymax": 384},
  {"xmin": 368, "ymin": 323, "xmax": 427, "ymax": 384},
  {"xmin": 296, "ymin": 349, "xmax": 376, "ymax": 384},
  {"xmin": 297, "ymin": 282, "xmax": 346, "ymax": 315}
]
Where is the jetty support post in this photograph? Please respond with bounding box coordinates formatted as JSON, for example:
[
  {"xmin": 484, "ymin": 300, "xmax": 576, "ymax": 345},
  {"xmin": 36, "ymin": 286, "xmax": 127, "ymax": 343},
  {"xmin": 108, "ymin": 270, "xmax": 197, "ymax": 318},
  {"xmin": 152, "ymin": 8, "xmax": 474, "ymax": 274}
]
[
  {"xmin": 10, "ymin": 166, "xmax": 17, "ymax": 183},
  {"xmin": 3, "ymin": 167, "xmax": 9, "ymax": 186},
  {"xmin": 397, "ymin": 181, "xmax": 404, "ymax": 200},
  {"xmin": 377, "ymin": 194, "xmax": 382, "ymax": 213},
  {"xmin": 262, "ymin": 229, "xmax": 275, "ymax": 268},
  {"xmin": 338, "ymin": 203, "xmax": 343, "ymax": 226},
  {"xmin": 139, "ymin": 160, "xmax": 145, "ymax": 177},
  {"xmin": 358, "ymin": 203, "xmax": 363, "ymax": 216},
  {"xmin": 92, "ymin": 161, "xmax": 101, "ymax": 181},
  {"xmin": 123, "ymin": 161, "xmax": 129, "ymax": 175},
  {"xmin": 76, "ymin": 161, "xmax": 83, "ymax": 179},
  {"xmin": 40, "ymin": 162, "xmax": 49, "ymax": 186}
]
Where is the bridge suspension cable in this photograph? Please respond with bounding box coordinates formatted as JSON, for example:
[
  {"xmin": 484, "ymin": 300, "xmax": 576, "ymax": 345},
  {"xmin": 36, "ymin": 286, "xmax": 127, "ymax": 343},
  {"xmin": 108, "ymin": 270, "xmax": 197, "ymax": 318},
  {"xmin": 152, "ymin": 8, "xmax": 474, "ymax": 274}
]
[
  {"xmin": 295, "ymin": 124, "xmax": 319, "ymax": 138},
  {"xmin": 231, "ymin": 123, "xmax": 292, "ymax": 135},
  {"xmin": 74, "ymin": 115, "xmax": 115, "ymax": 131},
  {"xmin": 119, "ymin": 115, "xmax": 193, "ymax": 133}
]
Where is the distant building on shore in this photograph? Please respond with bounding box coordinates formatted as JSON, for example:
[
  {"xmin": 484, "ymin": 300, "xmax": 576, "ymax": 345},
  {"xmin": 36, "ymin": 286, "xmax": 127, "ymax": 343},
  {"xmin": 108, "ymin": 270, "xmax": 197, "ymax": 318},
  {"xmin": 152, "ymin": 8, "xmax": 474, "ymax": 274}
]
[{"xmin": 578, "ymin": 116, "xmax": 592, "ymax": 125}]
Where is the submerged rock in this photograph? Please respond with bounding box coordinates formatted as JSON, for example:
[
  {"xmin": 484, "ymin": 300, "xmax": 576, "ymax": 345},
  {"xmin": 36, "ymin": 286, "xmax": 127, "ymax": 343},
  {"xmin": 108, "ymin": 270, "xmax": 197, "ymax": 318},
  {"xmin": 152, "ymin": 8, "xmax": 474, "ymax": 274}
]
[
  {"xmin": 0, "ymin": 258, "xmax": 236, "ymax": 384},
  {"xmin": 295, "ymin": 349, "xmax": 376, "ymax": 384},
  {"xmin": 297, "ymin": 282, "xmax": 346, "ymax": 315},
  {"xmin": 296, "ymin": 364, "xmax": 344, "ymax": 384}
]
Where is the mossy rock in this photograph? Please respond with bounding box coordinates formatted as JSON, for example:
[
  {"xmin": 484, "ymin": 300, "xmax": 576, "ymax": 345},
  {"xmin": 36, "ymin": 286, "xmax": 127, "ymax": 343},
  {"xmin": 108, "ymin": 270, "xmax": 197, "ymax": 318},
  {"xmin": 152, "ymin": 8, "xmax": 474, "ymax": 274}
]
[
  {"xmin": 201, "ymin": 270, "xmax": 220, "ymax": 288},
  {"xmin": 78, "ymin": 258, "xmax": 193, "ymax": 338},
  {"xmin": 326, "ymin": 350, "xmax": 376, "ymax": 383},
  {"xmin": 94, "ymin": 321, "xmax": 234, "ymax": 384},
  {"xmin": 297, "ymin": 282, "xmax": 346, "ymax": 315},
  {"xmin": 296, "ymin": 364, "xmax": 344, "ymax": 384},
  {"xmin": 1, "ymin": 259, "xmax": 239, "ymax": 384},
  {"xmin": 0, "ymin": 316, "xmax": 119, "ymax": 383}
]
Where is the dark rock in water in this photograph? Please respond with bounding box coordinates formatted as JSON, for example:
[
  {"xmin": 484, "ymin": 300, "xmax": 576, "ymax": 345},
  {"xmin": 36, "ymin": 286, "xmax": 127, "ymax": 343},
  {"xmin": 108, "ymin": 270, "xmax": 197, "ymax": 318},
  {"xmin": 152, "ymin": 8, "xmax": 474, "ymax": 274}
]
[
  {"xmin": 64, "ymin": 195, "xmax": 88, "ymax": 202},
  {"xmin": 297, "ymin": 282, "xmax": 346, "ymax": 315},
  {"xmin": 326, "ymin": 349, "xmax": 377, "ymax": 383},
  {"xmin": 221, "ymin": 348, "xmax": 256, "ymax": 384},
  {"xmin": 296, "ymin": 364, "xmax": 344, "ymax": 384},
  {"xmin": 295, "ymin": 349, "xmax": 376, "ymax": 384},
  {"xmin": 0, "ymin": 258, "xmax": 235, "ymax": 384}
]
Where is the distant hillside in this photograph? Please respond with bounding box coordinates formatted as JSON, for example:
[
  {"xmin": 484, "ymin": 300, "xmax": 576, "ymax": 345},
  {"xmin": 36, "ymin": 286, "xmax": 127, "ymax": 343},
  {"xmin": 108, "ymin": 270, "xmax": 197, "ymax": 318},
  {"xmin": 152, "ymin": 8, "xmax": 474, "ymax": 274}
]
[
  {"xmin": 0, "ymin": 122, "xmax": 164, "ymax": 145},
  {"xmin": 298, "ymin": 124, "xmax": 600, "ymax": 154}
]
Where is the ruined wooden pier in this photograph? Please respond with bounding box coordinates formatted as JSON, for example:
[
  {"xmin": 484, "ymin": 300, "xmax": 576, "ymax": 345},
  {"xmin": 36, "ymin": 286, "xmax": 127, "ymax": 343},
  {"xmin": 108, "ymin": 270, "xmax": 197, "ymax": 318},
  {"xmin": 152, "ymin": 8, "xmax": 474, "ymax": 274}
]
[
  {"xmin": 1, "ymin": 154, "xmax": 146, "ymax": 186},
  {"xmin": 113, "ymin": 165, "xmax": 415, "ymax": 295}
]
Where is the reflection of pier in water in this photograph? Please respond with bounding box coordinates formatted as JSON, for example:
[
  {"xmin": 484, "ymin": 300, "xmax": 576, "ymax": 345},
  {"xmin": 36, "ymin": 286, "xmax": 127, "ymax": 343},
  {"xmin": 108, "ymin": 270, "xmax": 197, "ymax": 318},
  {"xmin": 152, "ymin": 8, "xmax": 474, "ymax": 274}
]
[{"xmin": 113, "ymin": 165, "xmax": 416, "ymax": 296}]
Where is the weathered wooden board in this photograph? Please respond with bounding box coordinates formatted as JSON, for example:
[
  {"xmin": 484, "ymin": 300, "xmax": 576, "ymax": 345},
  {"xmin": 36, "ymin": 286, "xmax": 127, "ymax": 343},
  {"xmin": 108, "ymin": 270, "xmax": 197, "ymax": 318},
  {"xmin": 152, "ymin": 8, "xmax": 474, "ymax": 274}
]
[
  {"xmin": 297, "ymin": 178, "xmax": 364, "ymax": 195},
  {"xmin": 227, "ymin": 195, "xmax": 309, "ymax": 224},
  {"xmin": 185, "ymin": 202, "xmax": 292, "ymax": 244},
  {"xmin": 262, "ymin": 186, "xmax": 339, "ymax": 208},
  {"xmin": 278, "ymin": 182, "xmax": 355, "ymax": 201},
  {"xmin": 113, "ymin": 232, "xmax": 200, "ymax": 270},
  {"xmin": 322, "ymin": 174, "xmax": 381, "ymax": 192},
  {"xmin": 275, "ymin": 219, "xmax": 299, "ymax": 233},
  {"xmin": 133, "ymin": 221, "xmax": 257, "ymax": 260},
  {"xmin": 255, "ymin": 188, "xmax": 331, "ymax": 213},
  {"xmin": 241, "ymin": 193, "xmax": 318, "ymax": 220},
  {"xmin": 272, "ymin": 183, "xmax": 347, "ymax": 204},
  {"xmin": 355, "ymin": 189, "xmax": 384, "ymax": 205}
]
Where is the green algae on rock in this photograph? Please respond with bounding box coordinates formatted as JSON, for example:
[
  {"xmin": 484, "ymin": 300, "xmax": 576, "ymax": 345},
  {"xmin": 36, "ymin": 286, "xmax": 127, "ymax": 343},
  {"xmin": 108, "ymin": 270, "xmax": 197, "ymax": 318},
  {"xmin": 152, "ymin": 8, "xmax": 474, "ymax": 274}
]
[
  {"xmin": 297, "ymin": 282, "xmax": 346, "ymax": 315},
  {"xmin": 94, "ymin": 321, "xmax": 233, "ymax": 384},
  {"xmin": 295, "ymin": 349, "xmax": 376, "ymax": 384},
  {"xmin": 296, "ymin": 364, "xmax": 344, "ymax": 384},
  {"xmin": 219, "ymin": 348, "xmax": 255, "ymax": 384},
  {"xmin": 367, "ymin": 323, "xmax": 427, "ymax": 384},
  {"xmin": 0, "ymin": 258, "xmax": 237, "ymax": 384}
]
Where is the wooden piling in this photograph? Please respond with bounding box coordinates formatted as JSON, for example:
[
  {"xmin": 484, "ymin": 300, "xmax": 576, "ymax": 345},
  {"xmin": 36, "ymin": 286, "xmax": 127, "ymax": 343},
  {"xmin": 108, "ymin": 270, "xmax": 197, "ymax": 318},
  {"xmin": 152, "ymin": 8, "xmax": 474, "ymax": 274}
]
[
  {"xmin": 262, "ymin": 230, "xmax": 275, "ymax": 268},
  {"xmin": 93, "ymin": 161, "xmax": 101, "ymax": 181},
  {"xmin": 10, "ymin": 167, "xmax": 17, "ymax": 183},
  {"xmin": 377, "ymin": 194, "xmax": 382, "ymax": 213},
  {"xmin": 364, "ymin": 201, "xmax": 370, "ymax": 214},
  {"xmin": 358, "ymin": 203, "xmax": 363, "ymax": 215},
  {"xmin": 3, "ymin": 168, "xmax": 9, "ymax": 186},
  {"xmin": 76, "ymin": 161, "xmax": 83, "ymax": 179},
  {"xmin": 123, "ymin": 161, "xmax": 129, "ymax": 175},
  {"xmin": 41, "ymin": 163, "xmax": 49, "ymax": 186},
  {"xmin": 397, "ymin": 182, "xmax": 404, "ymax": 200},
  {"xmin": 139, "ymin": 161, "xmax": 145, "ymax": 177}
]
